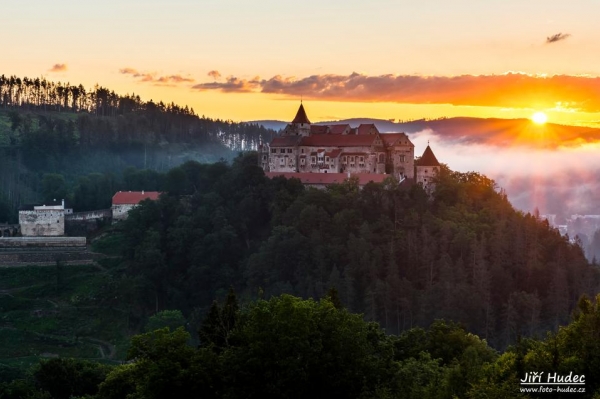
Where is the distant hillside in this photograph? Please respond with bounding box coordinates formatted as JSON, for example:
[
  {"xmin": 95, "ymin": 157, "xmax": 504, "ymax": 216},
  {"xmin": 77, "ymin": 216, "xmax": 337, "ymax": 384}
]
[{"xmin": 250, "ymin": 116, "xmax": 600, "ymax": 148}]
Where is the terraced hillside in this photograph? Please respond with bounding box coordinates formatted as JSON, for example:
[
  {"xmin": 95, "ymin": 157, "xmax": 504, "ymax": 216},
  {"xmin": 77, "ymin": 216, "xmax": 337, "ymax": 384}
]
[{"xmin": 0, "ymin": 261, "xmax": 129, "ymax": 380}]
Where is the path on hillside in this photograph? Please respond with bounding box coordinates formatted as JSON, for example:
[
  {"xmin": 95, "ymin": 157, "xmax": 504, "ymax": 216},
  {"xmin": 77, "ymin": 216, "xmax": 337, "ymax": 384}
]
[{"xmin": 85, "ymin": 337, "xmax": 116, "ymax": 359}]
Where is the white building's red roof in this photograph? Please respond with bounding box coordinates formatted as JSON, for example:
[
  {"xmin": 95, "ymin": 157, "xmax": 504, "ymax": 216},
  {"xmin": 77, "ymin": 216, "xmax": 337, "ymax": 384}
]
[{"xmin": 112, "ymin": 191, "xmax": 161, "ymax": 205}]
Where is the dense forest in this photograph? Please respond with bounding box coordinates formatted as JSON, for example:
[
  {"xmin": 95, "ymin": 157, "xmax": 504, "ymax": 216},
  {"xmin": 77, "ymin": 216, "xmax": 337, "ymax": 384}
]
[
  {"xmin": 0, "ymin": 74, "xmax": 276, "ymax": 221},
  {"xmin": 2, "ymin": 292, "xmax": 600, "ymax": 398},
  {"xmin": 95, "ymin": 153, "xmax": 596, "ymax": 351}
]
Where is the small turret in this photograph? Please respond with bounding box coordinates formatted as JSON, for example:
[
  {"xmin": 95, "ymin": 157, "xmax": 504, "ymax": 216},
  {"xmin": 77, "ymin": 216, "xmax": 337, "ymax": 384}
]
[{"xmin": 415, "ymin": 144, "xmax": 440, "ymax": 193}]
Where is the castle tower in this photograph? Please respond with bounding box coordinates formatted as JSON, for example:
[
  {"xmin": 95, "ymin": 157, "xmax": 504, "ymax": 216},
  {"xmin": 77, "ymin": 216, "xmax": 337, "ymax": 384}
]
[
  {"xmin": 415, "ymin": 144, "xmax": 440, "ymax": 193},
  {"xmin": 283, "ymin": 102, "xmax": 311, "ymax": 137}
]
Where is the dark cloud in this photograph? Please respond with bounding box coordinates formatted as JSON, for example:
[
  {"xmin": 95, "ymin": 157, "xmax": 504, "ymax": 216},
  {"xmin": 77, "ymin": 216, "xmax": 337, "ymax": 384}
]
[
  {"xmin": 49, "ymin": 63, "xmax": 67, "ymax": 72},
  {"xmin": 193, "ymin": 72, "xmax": 600, "ymax": 112},
  {"xmin": 120, "ymin": 68, "xmax": 194, "ymax": 85},
  {"xmin": 546, "ymin": 33, "xmax": 571, "ymax": 44},
  {"xmin": 208, "ymin": 70, "xmax": 222, "ymax": 80}
]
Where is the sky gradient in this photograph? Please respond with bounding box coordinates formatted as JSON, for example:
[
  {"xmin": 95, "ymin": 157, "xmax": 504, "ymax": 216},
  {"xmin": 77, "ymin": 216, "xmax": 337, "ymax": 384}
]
[
  {"xmin": 4, "ymin": 0, "xmax": 600, "ymax": 214},
  {"xmin": 4, "ymin": 0, "xmax": 600, "ymax": 124}
]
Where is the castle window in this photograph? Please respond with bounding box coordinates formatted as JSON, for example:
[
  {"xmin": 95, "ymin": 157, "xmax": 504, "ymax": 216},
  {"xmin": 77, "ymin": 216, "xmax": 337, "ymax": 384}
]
[
  {"xmin": 350, "ymin": 156, "xmax": 355, "ymax": 162},
  {"xmin": 280, "ymin": 158, "xmax": 285, "ymax": 166},
  {"xmin": 342, "ymin": 156, "xmax": 347, "ymax": 163},
  {"xmin": 262, "ymin": 155, "xmax": 267, "ymax": 160},
  {"xmin": 287, "ymin": 149, "xmax": 293, "ymax": 153},
  {"xmin": 311, "ymin": 156, "xmax": 316, "ymax": 164},
  {"xmin": 271, "ymin": 149, "xmax": 276, "ymax": 153},
  {"xmin": 301, "ymin": 158, "xmax": 305, "ymax": 165},
  {"xmin": 325, "ymin": 156, "xmax": 329, "ymax": 163},
  {"xmin": 359, "ymin": 156, "xmax": 364, "ymax": 163},
  {"xmin": 301, "ymin": 149, "xmax": 305, "ymax": 153},
  {"xmin": 280, "ymin": 149, "xmax": 285, "ymax": 153},
  {"xmin": 379, "ymin": 154, "xmax": 385, "ymax": 163},
  {"xmin": 399, "ymin": 155, "xmax": 405, "ymax": 162}
]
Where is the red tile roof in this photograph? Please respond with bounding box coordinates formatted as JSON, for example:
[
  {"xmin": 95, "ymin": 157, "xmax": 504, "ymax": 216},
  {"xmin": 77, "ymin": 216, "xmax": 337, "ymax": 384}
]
[
  {"xmin": 292, "ymin": 103, "xmax": 311, "ymax": 124},
  {"xmin": 310, "ymin": 125, "xmax": 329, "ymax": 134},
  {"xmin": 417, "ymin": 145, "xmax": 441, "ymax": 166},
  {"xmin": 380, "ymin": 133, "xmax": 412, "ymax": 147},
  {"xmin": 328, "ymin": 124, "xmax": 351, "ymax": 134},
  {"xmin": 270, "ymin": 136, "xmax": 302, "ymax": 147},
  {"xmin": 266, "ymin": 172, "xmax": 388, "ymax": 186},
  {"xmin": 300, "ymin": 134, "xmax": 377, "ymax": 147},
  {"xmin": 357, "ymin": 124, "xmax": 379, "ymax": 135},
  {"xmin": 325, "ymin": 149, "xmax": 342, "ymax": 158},
  {"xmin": 112, "ymin": 191, "xmax": 161, "ymax": 205}
]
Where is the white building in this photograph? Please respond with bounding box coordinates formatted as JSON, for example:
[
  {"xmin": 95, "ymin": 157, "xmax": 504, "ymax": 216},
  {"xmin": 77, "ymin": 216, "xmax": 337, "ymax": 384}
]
[
  {"xmin": 112, "ymin": 191, "xmax": 161, "ymax": 222},
  {"xmin": 19, "ymin": 199, "xmax": 72, "ymax": 236}
]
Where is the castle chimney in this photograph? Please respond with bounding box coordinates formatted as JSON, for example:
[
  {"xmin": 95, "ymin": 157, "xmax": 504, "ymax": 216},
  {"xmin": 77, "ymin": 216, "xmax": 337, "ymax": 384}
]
[
  {"xmin": 62, "ymin": 199, "xmax": 64, "ymax": 208},
  {"xmin": 142, "ymin": 190, "xmax": 144, "ymax": 195}
]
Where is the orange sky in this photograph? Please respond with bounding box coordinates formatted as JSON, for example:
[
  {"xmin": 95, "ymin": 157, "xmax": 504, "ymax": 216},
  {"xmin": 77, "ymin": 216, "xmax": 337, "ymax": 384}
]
[{"xmin": 3, "ymin": 0, "xmax": 600, "ymax": 126}]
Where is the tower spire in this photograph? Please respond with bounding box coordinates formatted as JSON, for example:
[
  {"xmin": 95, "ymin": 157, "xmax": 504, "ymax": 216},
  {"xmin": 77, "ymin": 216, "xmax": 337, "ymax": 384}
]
[{"xmin": 292, "ymin": 102, "xmax": 311, "ymax": 124}]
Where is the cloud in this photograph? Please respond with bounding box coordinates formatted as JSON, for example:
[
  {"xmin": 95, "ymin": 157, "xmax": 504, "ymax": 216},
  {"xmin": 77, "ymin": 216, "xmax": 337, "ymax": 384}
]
[
  {"xmin": 49, "ymin": 63, "xmax": 67, "ymax": 72},
  {"xmin": 192, "ymin": 76, "xmax": 261, "ymax": 92},
  {"xmin": 546, "ymin": 33, "xmax": 571, "ymax": 44},
  {"xmin": 208, "ymin": 70, "xmax": 221, "ymax": 80},
  {"xmin": 194, "ymin": 72, "xmax": 600, "ymax": 113},
  {"xmin": 119, "ymin": 67, "xmax": 194, "ymax": 85}
]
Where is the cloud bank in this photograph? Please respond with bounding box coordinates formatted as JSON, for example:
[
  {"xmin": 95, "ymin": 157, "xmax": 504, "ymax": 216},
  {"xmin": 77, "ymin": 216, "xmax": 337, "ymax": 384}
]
[
  {"xmin": 120, "ymin": 67, "xmax": 194, "ymax": 85},
  {"xmin": 193, "ymin": 72, "xmax": 600, "ymax": 112}
]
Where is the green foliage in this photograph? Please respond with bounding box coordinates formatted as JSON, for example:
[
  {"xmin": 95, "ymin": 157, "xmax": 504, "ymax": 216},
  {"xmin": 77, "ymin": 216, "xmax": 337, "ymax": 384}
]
[
  {"xmin": 32, "ymin": 358, "xmax": 112, "ymax": 399},
  {"xmin": 144, "ymin": 310, "xmax": 186, "ymax": 332},
  {"xmin": 113, "ymin": 154, "xmax": 598, "ymax": 352}
]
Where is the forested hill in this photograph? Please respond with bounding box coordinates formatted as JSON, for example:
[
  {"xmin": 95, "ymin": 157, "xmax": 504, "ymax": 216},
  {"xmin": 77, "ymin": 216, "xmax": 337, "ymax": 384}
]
[
  {"xmin": 117, "ymin": 154, "xmax": 599, "ymax": 350},
  {"xmin": 0, "ymin": 74, "xmax": 276, "ymax": 220}
]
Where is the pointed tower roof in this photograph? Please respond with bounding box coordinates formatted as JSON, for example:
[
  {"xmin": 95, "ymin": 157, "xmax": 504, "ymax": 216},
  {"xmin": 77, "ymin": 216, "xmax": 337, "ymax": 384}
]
[
  {"xmin": 291, "ymin": 103, "xmax": 311, "ymax": 124},
  {"xmin": 419, "ymin": 145, "xmax": 440, "ymax": 166}
]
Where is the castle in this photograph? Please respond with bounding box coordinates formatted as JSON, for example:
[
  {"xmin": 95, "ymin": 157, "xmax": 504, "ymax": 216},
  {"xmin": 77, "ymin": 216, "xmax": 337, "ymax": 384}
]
[{"xmin": 259, "ymin": 103, "xmax": 441, "ymax": 189}]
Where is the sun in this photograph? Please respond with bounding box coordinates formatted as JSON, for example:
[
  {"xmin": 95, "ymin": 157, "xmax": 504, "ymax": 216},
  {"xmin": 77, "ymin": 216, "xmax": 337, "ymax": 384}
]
[{"xmin": 532, "ymin": 111, "xmax": 548, "ymax": 125}]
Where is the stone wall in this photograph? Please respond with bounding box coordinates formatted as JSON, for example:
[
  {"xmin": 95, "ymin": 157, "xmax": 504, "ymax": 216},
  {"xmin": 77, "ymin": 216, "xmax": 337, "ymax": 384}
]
[
  {"xmin": 19, "ymin": 210, "xmax": 65, "ymax": 236},
  {"xmin": 0, "ymin": 237, "xmax": 86, "ymax": 248},
  {"xmin": 0, "ymin": 237, "xmax": 94, "ymax": 266},
  {"xmin": 0, "ymin": 251, "xmax": 97, "ymax": 265},
  {"xmin": 65, "ymin": 209, "xmax": 111, "ymax": 221},
  {"xmin": 0, "ymin": 224, "xmax": 20, "ymax": 237}
]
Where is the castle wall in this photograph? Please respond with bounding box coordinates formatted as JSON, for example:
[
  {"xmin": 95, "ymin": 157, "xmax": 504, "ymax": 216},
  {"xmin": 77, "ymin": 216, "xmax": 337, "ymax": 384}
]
[
  {"xmin": 390, "ymin": 145, "xmax": 415, "ymax": 179},
  {"xmin": 269, "ymin": 147, "xmax": 299, "ymax": 173},
  {"xmin": 19, "ymin": 210, "xmax": 65, "ymax": 236}
]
